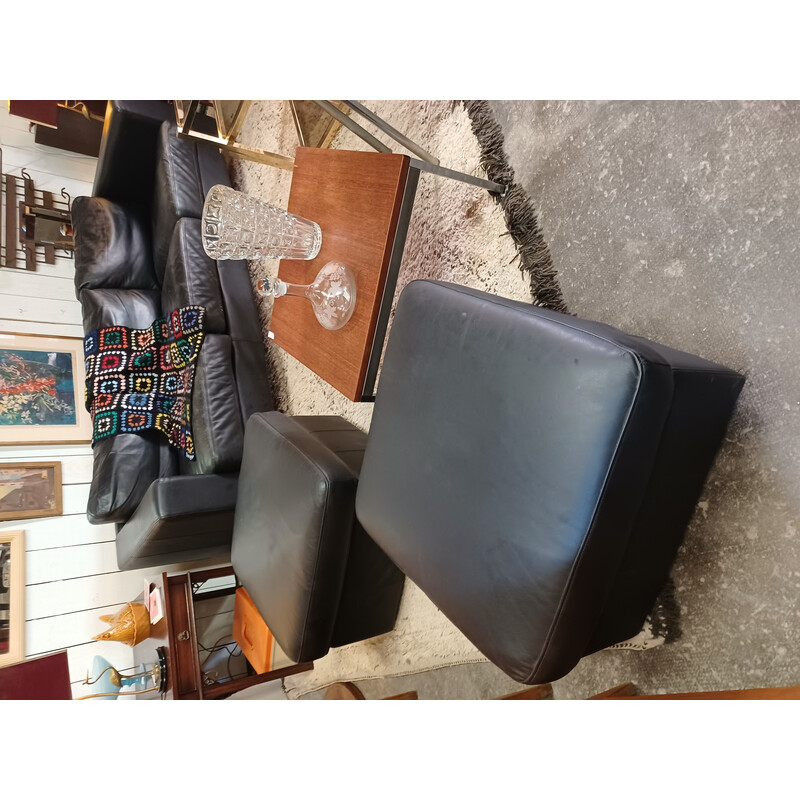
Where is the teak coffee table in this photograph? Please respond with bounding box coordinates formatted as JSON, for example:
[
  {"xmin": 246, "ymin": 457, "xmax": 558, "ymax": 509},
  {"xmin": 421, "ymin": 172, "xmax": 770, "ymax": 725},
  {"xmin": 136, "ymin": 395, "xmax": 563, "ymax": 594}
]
[{"xmin": 268, "ymin": 146, "xmax": 505, "ymax": 402}]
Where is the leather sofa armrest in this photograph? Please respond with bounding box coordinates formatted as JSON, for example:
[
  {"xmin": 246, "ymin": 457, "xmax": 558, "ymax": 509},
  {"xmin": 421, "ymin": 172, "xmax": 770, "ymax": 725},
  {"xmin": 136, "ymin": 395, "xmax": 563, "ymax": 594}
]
[
  {"xmin": 115, "ymin": 473, "xmax": 238, "ymax": 571},
  {"xmin": 92, "ymin": 100, "xmax": 174, "ymax": 206}
]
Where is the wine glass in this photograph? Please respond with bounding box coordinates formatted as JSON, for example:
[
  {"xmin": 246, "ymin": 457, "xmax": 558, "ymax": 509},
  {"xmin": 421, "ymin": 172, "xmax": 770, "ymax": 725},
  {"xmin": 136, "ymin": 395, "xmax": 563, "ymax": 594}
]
[{"xmin": 256, "ymin": 260, "xmax": 357, "ymax": 331}]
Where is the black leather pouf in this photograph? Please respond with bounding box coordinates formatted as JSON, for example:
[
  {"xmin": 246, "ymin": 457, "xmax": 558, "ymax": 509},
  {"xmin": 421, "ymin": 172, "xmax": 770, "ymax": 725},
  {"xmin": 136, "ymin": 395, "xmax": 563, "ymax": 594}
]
[{"xmin": 355, "ymin": 280, "xmax": 744, "ymax": 685}]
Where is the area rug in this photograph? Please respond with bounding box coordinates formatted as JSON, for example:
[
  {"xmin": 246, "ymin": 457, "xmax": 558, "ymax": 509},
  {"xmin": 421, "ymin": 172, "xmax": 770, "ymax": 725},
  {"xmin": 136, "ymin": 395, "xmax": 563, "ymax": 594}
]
[{"xmin": 228, "ymin": 100, "xmax": 679, "ymax": 699}]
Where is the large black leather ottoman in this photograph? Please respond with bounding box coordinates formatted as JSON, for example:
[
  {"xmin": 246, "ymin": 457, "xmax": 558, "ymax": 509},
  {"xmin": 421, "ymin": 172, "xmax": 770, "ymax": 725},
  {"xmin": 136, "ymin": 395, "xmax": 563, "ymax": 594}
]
[
  {"xmin": 355, "ymin": 280, "xmax": 745, "ymax": 685},
  {"xmin": 231, "ymin": 412, "xmax": 405, "ymax": 664}
]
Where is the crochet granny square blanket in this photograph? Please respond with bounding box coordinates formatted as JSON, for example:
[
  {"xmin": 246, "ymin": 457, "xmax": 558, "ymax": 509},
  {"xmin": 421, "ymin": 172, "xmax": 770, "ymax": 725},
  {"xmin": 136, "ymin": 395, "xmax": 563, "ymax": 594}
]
[{"xmin": 83, "ymin": 306, "xmax": 206, "ymax": 459}]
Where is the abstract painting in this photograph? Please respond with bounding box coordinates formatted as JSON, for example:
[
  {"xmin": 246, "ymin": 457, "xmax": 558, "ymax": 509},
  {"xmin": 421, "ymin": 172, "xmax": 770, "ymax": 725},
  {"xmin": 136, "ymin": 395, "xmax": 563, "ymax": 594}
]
[{"xmin": 0, "ymin": 332, "xmax": 92, "ymax": 444}]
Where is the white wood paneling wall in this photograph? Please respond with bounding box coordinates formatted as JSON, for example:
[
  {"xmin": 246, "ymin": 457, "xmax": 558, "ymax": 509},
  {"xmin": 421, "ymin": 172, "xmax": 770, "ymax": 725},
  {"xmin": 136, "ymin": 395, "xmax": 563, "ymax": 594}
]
[{"xmin": 0, "ymin": 103, "xmax": 229, "ymax": 698}]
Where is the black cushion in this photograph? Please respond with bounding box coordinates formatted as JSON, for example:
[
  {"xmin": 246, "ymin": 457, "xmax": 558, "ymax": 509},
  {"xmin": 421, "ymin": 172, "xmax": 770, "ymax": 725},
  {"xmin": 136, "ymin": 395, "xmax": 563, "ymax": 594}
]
[
  {"xmin": 216, "ymin": 258, "xmax": 266, "ymax": 343},
  {"xmin": 161, "ymin": 218, "xmax": 227, "ymax": 333},
  {"xmin": 231, "ymin": 412, "xmax": 368, "ymax": 663},
  {"xmin": 355, "ymin": 280, "xmax": 745, "ymax": 685},
  {"xmin": 185, "ymin": 334, "xmax": 244, "ymax": 475},
  {"xmin": 79, "ymin": 288, "xmax": 162, "ymax": 337},
  {"xmin": 151, "ymin": 121, "xmax": 232, "ymax": 280},
  {"xmin": 115, "ymin": 473, "xmax": 238, "ymax": 571},
  {"xmin": 72, "ymin": 196, "xmax": 159, "ymax": 296},
  {"xmin": 230, "ymin": 338, "xmax": 274, "ymax": 424},
  {"xmin": 88, "ymin": 432, "xmax": 161, "ymax": 524},
  {"xmin": 81, "ymin": 288, "xmax": 173, "ymax": 524},
  {"xmin": 291, "ymin": 416, "xmax": 405, "ymax": 649}
]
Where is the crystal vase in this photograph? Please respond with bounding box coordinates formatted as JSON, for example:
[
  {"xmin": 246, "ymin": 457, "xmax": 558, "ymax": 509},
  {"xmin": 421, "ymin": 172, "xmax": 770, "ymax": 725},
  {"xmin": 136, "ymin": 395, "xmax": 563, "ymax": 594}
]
[
  {"xmin": 201, "ymin": 184, "xmax": 322, "ymax": 261},
  {"xmin": 257, "ymin": 261, "xmax": 357, "ymax": 331}
]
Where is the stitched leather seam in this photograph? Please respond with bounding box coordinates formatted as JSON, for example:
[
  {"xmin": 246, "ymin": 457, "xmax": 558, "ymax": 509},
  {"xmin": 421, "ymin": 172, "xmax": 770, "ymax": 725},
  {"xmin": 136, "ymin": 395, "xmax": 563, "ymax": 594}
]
[
  {"xmin": 432, "ymin": 281, "xmax": 672, "ymax": 365},
  {"xmin": 526, "ymin": 356, "xmax": 672, "ymax": 683},
  {"xmin": 129, "ymin": 507, "xmax": 233, "ymax": 551}
]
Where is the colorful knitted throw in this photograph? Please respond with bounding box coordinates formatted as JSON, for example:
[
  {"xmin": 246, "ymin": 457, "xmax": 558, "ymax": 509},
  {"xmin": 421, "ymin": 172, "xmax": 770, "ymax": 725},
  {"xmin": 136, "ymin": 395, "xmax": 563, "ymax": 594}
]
[{"xmin": 84, "ymin": 306, "xmax": 206, "ymax": 459}]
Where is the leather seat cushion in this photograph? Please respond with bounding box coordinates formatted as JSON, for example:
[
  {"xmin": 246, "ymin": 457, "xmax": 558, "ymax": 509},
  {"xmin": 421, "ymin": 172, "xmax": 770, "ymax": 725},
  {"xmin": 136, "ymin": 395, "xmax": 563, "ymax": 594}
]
[
  {"xmin": 161, "ymin": 218, "xmax": 226, "ymax": 333},
  {"xmin": 151, "ymin": 121, "xmax": 231, "ymax": 281},
  {"xmin": 72, "ymin": 196, "xmax": 159, "ymax": 296},
  {"xmin": 81, "ymin": 287, "xmax": 178, "ymax": 524},
  {"xmin": 79, "ymin": 287, "xmax": 162, "ymax": 336},
  {"xmin": 356, "ymin": 280, "xmax": 684, "ymax": 685},
  {"xmin": 87, "ymin": 432, "xmax": 175, "ymax": 524},
  {"xmin": 185, "ymin": 334, "xmax": 244, "ymax": 475},
  {"xmin": 231, "ymin": 412, "xmax": 363, "ymax": 663}
]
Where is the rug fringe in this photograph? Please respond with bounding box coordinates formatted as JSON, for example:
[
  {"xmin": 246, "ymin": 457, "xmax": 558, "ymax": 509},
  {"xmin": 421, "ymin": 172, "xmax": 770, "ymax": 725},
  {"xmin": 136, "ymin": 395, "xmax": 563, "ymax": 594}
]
[
  {"xmin": 462, "ymin": 100, "xmax": 570, "ymax": 315},
  {"xmin": 649, "ymin": 576, "xmax": 682, "ymax": 643}
]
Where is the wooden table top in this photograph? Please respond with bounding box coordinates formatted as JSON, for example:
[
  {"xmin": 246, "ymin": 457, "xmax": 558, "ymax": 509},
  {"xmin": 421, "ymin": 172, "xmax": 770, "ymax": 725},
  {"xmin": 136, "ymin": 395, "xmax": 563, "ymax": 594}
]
[{"xmin": 269, "ymin": 147, "xmax": 410, "ymax": 401}]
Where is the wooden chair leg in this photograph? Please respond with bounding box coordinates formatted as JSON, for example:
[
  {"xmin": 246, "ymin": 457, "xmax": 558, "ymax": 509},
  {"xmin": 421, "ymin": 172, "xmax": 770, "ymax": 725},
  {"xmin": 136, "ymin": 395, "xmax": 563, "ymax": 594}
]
[
  {"xmin": 589, "ymin": 683, "xmax": 638, "ymax": 699},
  {"xmin": 495, "ymin": 684, "xmax": 554, "ymax": 700},
  {"xmin": 323, "ymin": 681, "xmax": 366, "ymax": 700},
  {"xmin": 324, "ymin": 682, "xmax": 418, "ymax": 700}
]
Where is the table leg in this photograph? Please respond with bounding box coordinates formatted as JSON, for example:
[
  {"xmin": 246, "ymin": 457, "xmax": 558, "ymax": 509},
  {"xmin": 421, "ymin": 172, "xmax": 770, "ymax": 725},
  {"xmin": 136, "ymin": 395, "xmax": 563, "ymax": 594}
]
[
  {"xmin": 361, "ymin": 166, "xmax": 420, "ymax": 402},
  {"xmin": 410, "ymin": 157, "xmax": 507, "ymax": 195},
  {"xmin": 312, "ymin": 100, "xmax": 393, "ymax": 154},
  {"xmin": 342, "ymin": 100, "xmax": 440, "ymax": 165}
]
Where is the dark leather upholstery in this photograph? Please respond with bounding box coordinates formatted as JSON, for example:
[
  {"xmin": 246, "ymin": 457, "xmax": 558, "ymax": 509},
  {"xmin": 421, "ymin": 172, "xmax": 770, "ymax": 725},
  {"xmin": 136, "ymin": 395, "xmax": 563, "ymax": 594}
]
[
  {"xmin": 290, "ymin": 416, "xmax": 406, "ymax": 649},
  {"xmin": 186, "ymin": 334, "xmax": 244, "ymax": 475},
  {"xmin": 79, "ymin": 288, "xmax": 162, "ymax": 335},
  {"xmin": 115, "ymin": 473, "xmax": 239, "ymax": 571},
  {"xmin": 151, "ymin": 121, "xmax": 231, "ymax": 280},
  {"xmin": 87, "ymin": 433, "xmax": 161, "ymax": 524},
  {"xmin": 81, "ymin": 289, "xmax": 172, "ymax": 524},
  {"xmin": 75, "ymin": 101, "xmax": 273, "ymax": 570},
  {"xmin": 216, "ymin": 259, "xmax": 265, "ymax": 343},
  {"xmin": 92, "ymin": 100, "xmax": 174, "ymax": 207},
  {"xmin": 72, "ymin": 197, "xmax": 158, "ymax": 295},
  {"xmin": 161, "ymin": 218, "xmax": 226, "ymax": 333},
  {"xmin": 231, "ymin": 412, "xmax": 404, "ymax": 663},
  {"xmin": 355, "ymin": 280, "xmax": 744, "ymax": 685},
  {"xmin": 230, "ymin": 338, "xmax": 274, "ymax": 424}
]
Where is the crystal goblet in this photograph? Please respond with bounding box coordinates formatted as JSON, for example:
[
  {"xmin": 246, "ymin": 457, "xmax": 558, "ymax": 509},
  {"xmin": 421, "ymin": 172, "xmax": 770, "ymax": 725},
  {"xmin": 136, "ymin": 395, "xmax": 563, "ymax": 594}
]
[{"xmin": 257, "ymin": 260, "xmax": 357, "ymax": 331}]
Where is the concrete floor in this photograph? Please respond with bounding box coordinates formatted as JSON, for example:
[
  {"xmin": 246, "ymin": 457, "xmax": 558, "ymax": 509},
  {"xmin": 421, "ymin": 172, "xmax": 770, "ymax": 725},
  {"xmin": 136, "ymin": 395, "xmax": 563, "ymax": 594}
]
[{"xmin": 294, "ymin": 101, "xmax": 800, "ymax": 700}]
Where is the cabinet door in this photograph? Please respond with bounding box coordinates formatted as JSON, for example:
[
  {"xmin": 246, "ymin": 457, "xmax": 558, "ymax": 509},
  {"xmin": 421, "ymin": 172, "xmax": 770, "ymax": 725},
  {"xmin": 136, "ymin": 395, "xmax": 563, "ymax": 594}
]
[{"xmin": 165, "ymin": 574, "xmax": 202, "ymax": 700}]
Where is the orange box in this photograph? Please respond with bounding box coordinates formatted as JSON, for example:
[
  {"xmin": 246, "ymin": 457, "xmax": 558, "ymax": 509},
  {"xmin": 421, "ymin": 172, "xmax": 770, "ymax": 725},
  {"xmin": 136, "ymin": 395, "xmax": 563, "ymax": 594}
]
[{"xmin": 233, "ymin": 587, "xmax": 273, "ymax": 674}]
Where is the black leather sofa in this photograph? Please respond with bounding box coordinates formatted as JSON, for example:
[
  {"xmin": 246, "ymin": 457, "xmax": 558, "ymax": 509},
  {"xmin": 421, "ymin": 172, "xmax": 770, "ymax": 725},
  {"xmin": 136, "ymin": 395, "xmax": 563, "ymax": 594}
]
[{"xmin": 73, "ymin": 101, "xmax": 273, "ymax": 571}]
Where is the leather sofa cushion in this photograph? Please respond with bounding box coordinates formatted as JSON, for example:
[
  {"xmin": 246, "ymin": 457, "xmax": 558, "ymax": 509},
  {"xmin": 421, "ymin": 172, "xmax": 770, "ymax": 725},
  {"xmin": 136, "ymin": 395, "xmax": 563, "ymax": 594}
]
[
  {"xmin": 87, "ymin": 432, "xmax": 162, "ymax": 524},
  {"xmin": 79, "ymin": 288, "xmax": 162, "ymax": 336},
  {"xmin": 72, "ymin": 196, "xmax": 159, "ymax": 296},
  {"xmin": 355, "ymin": 280, "xmax": 701, "ymax": 684},
  {"xmin": 217, "ymin": 258, "xmax": 266, "ymax": 343},
  {"xmin": 81, "ymin": 287, "xmax": 178, "ymax": 524},
  {"xmin": 231, "ymin": 412, "xmax": 362, "ymax": 663},
  {"xmin": 151, "ymin": 121, "xmax": 231, "ymax": 281},
  {"xmin": 161, "ymin": 218, "xmax": 226, "ymax": 333},
  {"xmin": 230, "ymin": 338, "xmax": 273, "ymax": 424},
  {"xmin": 115, "ymin": 474, "xmax": 238, "ymax": 571},
  {"xmin": 185, "ymin": 334, "xmax": 244, "ymax": 475}
]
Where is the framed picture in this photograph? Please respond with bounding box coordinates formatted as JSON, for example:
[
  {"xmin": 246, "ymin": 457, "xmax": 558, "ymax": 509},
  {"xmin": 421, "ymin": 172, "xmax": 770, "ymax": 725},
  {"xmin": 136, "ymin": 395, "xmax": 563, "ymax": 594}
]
[
  {"xmin": 0, "ymin": 462, "xmax": 62, "ymax": 522},
  {"xmin": 0, "ymin": 530, "xmax": 25, "ymax": 667},
  {"xmin": 0, "ymin": 331, "xmax": 92, "ymax": 445}
]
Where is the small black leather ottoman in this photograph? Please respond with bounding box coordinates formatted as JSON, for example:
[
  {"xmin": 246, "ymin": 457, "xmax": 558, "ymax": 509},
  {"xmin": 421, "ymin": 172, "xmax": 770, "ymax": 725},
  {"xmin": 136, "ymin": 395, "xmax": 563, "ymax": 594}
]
[
  {"xmin": 355, "ymin": 280, "xmax": 745, "ymax": 685},
  {"xmin": 231, "ymin": 412, "xmax": 404, "ymax": 664}
]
